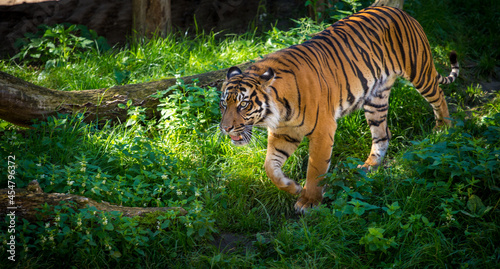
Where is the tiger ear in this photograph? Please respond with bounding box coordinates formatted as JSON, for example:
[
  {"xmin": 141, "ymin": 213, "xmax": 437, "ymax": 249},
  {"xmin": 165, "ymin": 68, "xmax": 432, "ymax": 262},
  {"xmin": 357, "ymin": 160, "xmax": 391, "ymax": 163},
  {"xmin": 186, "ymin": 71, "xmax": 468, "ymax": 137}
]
[
  {"xmin": 260, "ymin": 68, "xmax": 274, "ymax": 81},
  {"xmin": 227, "ymin": 66, "xmax": 242, "ymax": 79}
]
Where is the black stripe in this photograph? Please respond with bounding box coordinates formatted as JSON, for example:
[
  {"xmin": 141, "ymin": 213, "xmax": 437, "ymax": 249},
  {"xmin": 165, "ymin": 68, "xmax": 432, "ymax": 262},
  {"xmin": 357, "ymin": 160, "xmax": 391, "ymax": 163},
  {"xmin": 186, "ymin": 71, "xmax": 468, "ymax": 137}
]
[
  {"xmin": 240, "ymin": 81, "xmax": 255, "ymax": 88},
  {"xmin": 364, "ymin": 100, "xmax": 388, "ymax": 109},
  {"xmin": 368, "ymin": 118, "xmax": 386, "ymax": 127},
  {"xmin": 273, "ymin": 133, "xmax": 301, "ymax": 144},
  {"xmin": 305, "ymin": 107, "xmax": 320, "ymax": 136},
  {"xmin": 283, "ymin": 98, "xmax": 292, "ymax": 121},
  {"xmin": 373, "ymin": 136, "xmax": 389, "ymax": 143},
  {"xmin": 275, "ymin": 148, "xmax": 290, "ymax": 159},
  {"xmin": 271, "ymin": 159, "xmax": 283, "ymax": 167}
]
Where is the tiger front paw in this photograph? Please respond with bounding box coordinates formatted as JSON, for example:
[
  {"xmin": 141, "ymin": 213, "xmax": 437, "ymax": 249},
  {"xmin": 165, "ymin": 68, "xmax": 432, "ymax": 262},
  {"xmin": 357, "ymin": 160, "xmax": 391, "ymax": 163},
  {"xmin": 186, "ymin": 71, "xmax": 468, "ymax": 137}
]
[
  {"xmin": 357, "ymin": 163, "xmax": 378, "ymax": 172},
  {"xmin": 294, "ymin": 189, "xmax": 322, "ymax": 214},
  {"xmin": 358, "ymin": 155, "xmax": 381, "ymax": 172}
]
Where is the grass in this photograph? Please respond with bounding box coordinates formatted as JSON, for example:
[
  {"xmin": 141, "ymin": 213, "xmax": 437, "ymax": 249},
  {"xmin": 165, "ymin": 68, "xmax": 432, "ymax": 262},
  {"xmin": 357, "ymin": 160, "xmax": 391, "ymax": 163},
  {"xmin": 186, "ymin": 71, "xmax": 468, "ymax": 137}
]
[
  {"xmin": 1, "ymin": 30, "xmax": 282, "ymax": 91},
  {"xmin": 1, "ymin": 0, "xmax": 499, "ymax": 267}
]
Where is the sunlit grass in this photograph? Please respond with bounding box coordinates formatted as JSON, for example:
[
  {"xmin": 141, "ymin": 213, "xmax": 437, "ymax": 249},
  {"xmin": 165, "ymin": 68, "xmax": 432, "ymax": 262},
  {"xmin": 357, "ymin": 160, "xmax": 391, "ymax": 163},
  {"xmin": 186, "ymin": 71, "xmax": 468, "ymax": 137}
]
[{"xmin": 1, "ymin": 31, "xmax": 285, "ymax": 91}]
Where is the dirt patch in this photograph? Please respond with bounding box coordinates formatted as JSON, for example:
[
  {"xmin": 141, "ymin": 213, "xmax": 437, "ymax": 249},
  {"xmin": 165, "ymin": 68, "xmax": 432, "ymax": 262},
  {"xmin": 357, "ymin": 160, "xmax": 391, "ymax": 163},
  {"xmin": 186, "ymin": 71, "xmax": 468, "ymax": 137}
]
[
  {"xmin": 478, "ymin": 80, "xmax": 500, "ymax": 94},
  {"xmin": 212, "ymin": 232, "xmax": 255, "ymax": 254}
]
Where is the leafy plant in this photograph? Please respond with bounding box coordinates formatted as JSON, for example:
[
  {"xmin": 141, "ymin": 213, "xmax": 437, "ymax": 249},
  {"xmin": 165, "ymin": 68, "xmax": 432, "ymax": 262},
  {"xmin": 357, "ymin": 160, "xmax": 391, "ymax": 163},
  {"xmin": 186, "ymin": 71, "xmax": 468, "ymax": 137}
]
[
  {"xmin": 359, "ymin": 227, "xmax": 398, "ymax": 253},
  {"xmin": 13, "ymin": 23, "xmax": 109, "ymax": 68},
  {"xmin": 305, "ymin": 0, "xmax": 369, "ymax": 23},
  {"xmin": 403, "ymin": 115, "xmax": 500, "ymax": 188},
  {"xmin": 152, "ymin": 78, "xmax": 220, "ymax": 132}
]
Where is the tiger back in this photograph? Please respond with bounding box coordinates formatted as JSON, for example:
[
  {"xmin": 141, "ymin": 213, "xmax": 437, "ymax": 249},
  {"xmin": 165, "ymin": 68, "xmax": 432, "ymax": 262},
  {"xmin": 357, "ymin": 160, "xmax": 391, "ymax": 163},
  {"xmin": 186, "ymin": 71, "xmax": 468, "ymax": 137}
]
[{"xmin": 219, "ymin": 6, "xmax": 459, "ymax": 213}]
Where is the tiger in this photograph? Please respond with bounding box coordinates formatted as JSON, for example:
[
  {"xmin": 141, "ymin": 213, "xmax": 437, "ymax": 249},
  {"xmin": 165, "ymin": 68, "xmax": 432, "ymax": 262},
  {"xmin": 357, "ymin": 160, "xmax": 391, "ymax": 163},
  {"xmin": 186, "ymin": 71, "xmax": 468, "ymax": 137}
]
[{"xmin": 219, "ymin": 6, "xmax": 459, "ymax": 213}]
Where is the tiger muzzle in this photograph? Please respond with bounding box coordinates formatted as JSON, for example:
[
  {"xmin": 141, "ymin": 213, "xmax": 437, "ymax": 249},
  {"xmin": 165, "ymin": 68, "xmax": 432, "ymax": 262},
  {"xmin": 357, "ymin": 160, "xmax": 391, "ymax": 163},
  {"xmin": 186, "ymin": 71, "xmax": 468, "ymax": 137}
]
[{"xmin": 221, "ymin": 125, "xmax": 253, "ymax": 146}]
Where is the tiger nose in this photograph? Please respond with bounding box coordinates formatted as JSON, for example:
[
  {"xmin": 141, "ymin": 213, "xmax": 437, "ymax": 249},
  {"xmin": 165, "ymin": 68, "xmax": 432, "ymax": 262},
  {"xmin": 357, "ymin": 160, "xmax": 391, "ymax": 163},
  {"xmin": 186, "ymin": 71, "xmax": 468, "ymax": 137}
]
[{"xmin": 221, "ymin": 125, "xmax": 233, "ymax": 133}]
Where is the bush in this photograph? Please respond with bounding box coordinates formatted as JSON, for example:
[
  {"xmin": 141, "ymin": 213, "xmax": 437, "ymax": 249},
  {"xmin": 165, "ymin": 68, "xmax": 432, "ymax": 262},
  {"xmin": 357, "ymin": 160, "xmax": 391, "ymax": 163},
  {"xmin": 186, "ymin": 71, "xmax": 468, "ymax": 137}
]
[{"xmin": 13, "ymin": 23, "xmax": 110, "ymax": 68}]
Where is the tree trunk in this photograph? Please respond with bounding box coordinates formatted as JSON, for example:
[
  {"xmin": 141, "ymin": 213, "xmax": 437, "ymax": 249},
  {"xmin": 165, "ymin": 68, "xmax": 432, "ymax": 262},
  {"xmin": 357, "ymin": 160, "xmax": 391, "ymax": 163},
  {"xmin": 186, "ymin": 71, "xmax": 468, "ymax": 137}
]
[
  {"xmin": 1, "ymin": 180, "xmax": 187, "ymax": 222},
  {"xmin": 132, "ymin": 0, "xmax": 172, "ymax": 38},
  {"xmin": 0, "ymin": 61, "xmax": 252, "ymax": 128}
]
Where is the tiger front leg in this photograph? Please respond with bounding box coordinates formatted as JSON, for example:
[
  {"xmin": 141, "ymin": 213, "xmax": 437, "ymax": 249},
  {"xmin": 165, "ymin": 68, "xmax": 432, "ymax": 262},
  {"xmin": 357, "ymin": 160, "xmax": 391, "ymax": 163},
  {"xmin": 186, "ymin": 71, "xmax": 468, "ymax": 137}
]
[
  {"xmin": 294, "ymin": 123, "xmax": 336, "ymax": 213},
  {"xmin": 264, "ymin": 132, "xmax": 303, "ymax": 195}
]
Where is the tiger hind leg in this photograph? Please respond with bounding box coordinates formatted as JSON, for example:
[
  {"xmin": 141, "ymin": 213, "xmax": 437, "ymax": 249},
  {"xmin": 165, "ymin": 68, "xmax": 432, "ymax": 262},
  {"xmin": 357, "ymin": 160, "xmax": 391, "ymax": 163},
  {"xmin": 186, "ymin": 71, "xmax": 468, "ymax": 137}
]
[
  {"xmin": 360, "ymin": 79, "xmax": 394, "ymax": 170},
  {"xmin": 414, "ymin": 51, "xmax": 458, "ymax": 129},
  {"xmin": 417, "ymin": 82, "xmax": 451, "ymax": 129}
]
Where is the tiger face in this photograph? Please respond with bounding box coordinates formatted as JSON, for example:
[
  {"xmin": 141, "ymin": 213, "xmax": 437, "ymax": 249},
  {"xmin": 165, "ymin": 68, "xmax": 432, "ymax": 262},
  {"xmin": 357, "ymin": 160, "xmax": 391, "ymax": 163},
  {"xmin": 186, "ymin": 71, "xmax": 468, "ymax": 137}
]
[{"xmin": 219, "ymin": 66, "xmax": 278, "ymax": 145}]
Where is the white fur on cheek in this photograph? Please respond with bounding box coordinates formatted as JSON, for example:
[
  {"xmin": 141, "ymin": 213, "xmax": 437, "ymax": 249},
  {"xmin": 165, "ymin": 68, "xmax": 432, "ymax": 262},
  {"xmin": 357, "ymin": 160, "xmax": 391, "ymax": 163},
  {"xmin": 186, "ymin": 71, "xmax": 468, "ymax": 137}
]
[{"xmin": 263, "ymin": 100, "xmax": 280, "ymax": 130}]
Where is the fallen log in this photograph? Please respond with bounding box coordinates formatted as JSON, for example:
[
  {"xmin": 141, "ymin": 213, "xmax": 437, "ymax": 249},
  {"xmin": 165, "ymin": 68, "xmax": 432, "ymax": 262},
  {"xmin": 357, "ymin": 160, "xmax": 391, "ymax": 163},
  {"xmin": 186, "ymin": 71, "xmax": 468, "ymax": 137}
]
[
  {"xmin": 1, "ymin": 180, "xmax": 187, "ymax": 222},
  {"xmin": 0, "ymin": 61, "xmax": 252, "ymax": 128}
]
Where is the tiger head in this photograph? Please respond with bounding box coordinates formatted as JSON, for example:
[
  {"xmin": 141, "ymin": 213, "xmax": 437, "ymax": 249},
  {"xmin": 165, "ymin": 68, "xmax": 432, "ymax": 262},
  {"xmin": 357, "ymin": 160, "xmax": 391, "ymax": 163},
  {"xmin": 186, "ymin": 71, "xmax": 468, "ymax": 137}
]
[{"xmin": 219, "ymin": 66, "xmax": 279, "ymax": 145}]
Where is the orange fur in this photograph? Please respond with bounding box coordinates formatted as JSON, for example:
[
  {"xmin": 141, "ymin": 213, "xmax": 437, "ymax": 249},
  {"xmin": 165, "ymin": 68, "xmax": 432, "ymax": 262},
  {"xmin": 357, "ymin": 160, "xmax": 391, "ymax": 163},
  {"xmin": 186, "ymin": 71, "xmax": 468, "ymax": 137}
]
[{"xmin": 219, "ymin": 6, "xmax": 459, "ymax": 213}]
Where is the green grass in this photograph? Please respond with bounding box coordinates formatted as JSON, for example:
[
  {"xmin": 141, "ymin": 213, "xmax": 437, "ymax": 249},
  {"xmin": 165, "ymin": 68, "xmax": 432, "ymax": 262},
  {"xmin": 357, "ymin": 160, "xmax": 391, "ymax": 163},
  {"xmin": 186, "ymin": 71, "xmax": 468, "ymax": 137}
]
[
  {"xmin": 1, "ymin": 30, "xmax": 284, "ymax": 91},
  {"xmin": 1, "ymin": 0, "xmax": 499, "ymax": 267}
]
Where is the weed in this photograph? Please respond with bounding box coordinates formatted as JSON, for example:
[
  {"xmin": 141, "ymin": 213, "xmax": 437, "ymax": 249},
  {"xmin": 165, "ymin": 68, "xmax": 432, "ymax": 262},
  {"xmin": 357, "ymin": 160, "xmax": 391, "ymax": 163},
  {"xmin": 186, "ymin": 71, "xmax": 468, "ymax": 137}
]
[
  {"xmin": 13, "ymin": 24, "xmax": 109, "ymax": 68},
  {"xmin": 305, "ymin": 0, "xmax": 370, "ymax": 23}
]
